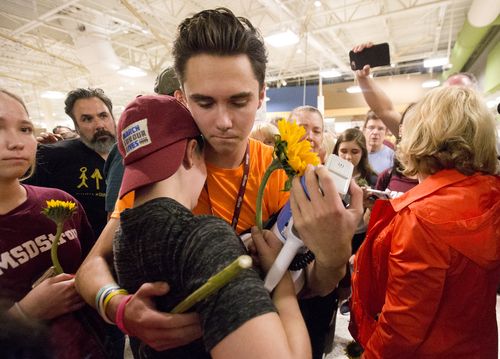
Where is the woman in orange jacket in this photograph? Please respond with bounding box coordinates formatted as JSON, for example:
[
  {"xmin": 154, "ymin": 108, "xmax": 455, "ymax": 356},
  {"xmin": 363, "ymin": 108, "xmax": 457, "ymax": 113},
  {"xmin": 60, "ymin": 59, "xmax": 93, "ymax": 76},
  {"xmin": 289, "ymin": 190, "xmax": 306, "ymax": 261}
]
[{"xmin": 349, "ymin": 86, "xmax": 500, "ymax": 358}]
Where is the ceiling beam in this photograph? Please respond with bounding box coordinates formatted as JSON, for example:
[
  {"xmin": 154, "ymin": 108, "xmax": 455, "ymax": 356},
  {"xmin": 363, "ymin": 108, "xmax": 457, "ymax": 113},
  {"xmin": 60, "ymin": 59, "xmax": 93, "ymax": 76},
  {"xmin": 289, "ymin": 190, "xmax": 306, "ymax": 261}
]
[
  {"xmin": 0, "ymin": 32, "xmax": 86, "ymax": 70},
  {"xmin": 12, "ymin": 0, "xmax": 81, "ymax": 36},
  {"xmin": 311, "ymin": 0, "xmax": 452, "ymax": 33}
]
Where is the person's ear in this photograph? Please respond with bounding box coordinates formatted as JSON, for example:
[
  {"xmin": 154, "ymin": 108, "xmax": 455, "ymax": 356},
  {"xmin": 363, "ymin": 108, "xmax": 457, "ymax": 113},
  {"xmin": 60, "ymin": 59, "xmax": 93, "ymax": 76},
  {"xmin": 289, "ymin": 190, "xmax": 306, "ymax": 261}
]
[
  {"xmin": 257, "ymin": 86, "xmax": 265, "ymax": 109},
  {"xmin": 175, "ymin": 89, "xmax": 187, "ymax": 106},
  {"xmin": 182, "ymin": 139, "xmax": 198, "ymax": 169}
]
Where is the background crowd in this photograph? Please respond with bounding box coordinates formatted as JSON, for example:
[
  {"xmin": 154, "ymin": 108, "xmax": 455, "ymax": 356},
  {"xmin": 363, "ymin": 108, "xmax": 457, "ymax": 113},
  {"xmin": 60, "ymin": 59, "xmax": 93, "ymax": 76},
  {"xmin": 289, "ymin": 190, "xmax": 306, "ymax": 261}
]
[{"xmin": 0, "ymin": 6, "xmax": 499, "ymax": 359}]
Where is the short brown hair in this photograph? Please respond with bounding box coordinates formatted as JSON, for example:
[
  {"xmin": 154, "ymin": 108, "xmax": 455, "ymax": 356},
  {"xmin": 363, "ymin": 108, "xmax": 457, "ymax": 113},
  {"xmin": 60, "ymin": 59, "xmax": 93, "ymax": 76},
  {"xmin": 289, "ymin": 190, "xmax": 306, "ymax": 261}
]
[
  {"xmin": 363, "ymin": 110, "xmax": 382, "ymax": 129},
  {"xmin": 398, "ymin": 86, "xmax": 498, "ymax": 176},
  {"xmin": 64, "ymin": 88, "xmax": 113, "ymax": 123},
  {"xmin": 172, "ymin": 8, "xmax": 267, "ymax": 90}
]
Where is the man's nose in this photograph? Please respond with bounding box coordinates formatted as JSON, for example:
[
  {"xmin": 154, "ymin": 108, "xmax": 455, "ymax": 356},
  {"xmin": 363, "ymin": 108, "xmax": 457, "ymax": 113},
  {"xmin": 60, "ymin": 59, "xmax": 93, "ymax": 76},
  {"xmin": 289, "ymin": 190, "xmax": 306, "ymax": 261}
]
[
  {"xmin": 215, "ymin": 107, "xmax": 232, "ymax": 131},
  {"xmin": 95, "ymin": 118, "xmax": 106, "ymax": 131}
]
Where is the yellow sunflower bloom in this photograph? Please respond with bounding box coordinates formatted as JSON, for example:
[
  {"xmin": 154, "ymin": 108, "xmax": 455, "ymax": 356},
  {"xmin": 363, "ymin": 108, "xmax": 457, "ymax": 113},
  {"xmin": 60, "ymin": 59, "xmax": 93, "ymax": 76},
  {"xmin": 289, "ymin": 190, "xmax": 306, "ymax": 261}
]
[
  {"xmin": 42, "ymin": 199, "xmax": 77, "ymax": 274},
  {"xmin": 256, "ymin": 119, "xmax": 320, "ymax": 229}
]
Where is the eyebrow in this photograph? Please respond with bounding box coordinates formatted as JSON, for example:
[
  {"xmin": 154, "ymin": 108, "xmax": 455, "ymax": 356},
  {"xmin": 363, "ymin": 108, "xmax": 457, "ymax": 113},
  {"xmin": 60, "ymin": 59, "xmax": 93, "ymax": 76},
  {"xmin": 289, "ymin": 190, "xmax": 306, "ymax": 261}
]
[
  {"xmin": 20, "ymin": 119, "xmax": 34, "ymax": 126},
  {"xmin": 0, "ymin": 117, "xmax": 33, "ymax": 126},
  {"xmin": 80, "ymin": 111, "xmax": 108, "ymax": 119},
  {"xmin": 229, "ymin": 92, "xmax": 252, "ymax": 100},
  {"xmin": 189, "ymin": 92, "xmax": 253, "ymax": 101}
]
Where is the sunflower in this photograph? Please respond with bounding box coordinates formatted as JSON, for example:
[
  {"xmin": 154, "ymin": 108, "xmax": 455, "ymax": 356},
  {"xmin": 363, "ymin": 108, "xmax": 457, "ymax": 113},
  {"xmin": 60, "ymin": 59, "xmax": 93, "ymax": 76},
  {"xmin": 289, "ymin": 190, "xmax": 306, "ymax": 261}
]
[
  {"xmin": 256, "ymin": 120, "xmax": 320, "ymax": 229},
  {"xmin": 42, "ymin": 200, "xmax": 77, "ymax": 274}
]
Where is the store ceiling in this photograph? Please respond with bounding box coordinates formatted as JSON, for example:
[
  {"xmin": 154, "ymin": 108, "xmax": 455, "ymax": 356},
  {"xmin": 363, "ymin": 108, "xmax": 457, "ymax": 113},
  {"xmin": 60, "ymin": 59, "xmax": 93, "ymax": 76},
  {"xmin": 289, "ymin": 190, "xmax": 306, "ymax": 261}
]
[{"xmin": 0, "ymin": 0, "xmax": 474, "ymax": 128}]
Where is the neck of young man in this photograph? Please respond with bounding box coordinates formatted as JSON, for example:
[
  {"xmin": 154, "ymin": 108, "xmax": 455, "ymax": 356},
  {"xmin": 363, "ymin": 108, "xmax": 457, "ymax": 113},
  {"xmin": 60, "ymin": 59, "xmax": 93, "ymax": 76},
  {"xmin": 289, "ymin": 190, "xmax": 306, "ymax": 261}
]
[
  {"xmin": 204, "ymin": 140, "xmax": 249, "ymax": 169},
  {"xmin": 135, "ymin": 176, "xmax": 194, "ymax": 210},
  {"xmin": 0, "ymin": 180, "xmax": 27, "ymax": 215},
  {"xmin": 368, "ymin": 143, "xmax": 383, "ymax": 153}
]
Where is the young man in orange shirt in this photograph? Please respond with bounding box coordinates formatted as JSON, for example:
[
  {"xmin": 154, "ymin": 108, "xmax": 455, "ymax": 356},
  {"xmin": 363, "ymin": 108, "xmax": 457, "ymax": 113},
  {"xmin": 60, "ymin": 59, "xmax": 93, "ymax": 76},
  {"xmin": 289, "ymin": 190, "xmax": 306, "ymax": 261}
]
[{"xmin": 76, "ymin": 7, "xmax": 362, "ymax": 355}]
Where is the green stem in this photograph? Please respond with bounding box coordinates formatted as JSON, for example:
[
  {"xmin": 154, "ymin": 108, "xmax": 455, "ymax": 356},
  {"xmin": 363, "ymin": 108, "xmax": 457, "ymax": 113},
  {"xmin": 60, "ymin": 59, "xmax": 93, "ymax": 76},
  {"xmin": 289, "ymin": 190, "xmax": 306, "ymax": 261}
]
[
  {"xmin": 51, "ymin": 222, "xmax": 64, "ymax": 274},
  {"xmin": 171, "ymin": 255, "xmax": 252, "ymax": 314},
  {"xmin": 256, "ymin": 159, "xmax": 282, "ymax": 230}
]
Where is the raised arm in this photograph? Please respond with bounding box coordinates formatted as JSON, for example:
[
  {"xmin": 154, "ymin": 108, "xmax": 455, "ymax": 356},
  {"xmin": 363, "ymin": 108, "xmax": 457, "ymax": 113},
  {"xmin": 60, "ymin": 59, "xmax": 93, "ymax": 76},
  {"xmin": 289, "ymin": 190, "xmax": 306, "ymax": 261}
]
[
  {"xmin": 75, "ymin": 218, "xmax": 202, "ymax": 351},
  {"xmin": 353, "ymin": 43, "xmax": 402, "ymax": 136},
  {"xmin": 291, "ymin": 165, "xmax": 363, "ymax": 297}
]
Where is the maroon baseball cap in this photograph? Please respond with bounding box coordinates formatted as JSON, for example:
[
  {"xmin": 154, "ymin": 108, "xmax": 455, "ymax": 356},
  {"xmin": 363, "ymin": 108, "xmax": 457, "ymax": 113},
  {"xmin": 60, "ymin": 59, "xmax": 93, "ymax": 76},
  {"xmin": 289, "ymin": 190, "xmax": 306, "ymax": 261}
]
[{"xmin": 117, "ymin": 95, "xmax": 201, "ymax": 199}]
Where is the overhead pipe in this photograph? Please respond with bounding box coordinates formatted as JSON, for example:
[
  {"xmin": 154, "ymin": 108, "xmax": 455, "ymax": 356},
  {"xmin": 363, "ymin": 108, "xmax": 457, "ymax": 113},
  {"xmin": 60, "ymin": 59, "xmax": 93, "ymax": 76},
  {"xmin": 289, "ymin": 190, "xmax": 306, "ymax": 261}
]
[{"xmin": 443, "ymin": 0, "xmax": 500, "ymax": 78}]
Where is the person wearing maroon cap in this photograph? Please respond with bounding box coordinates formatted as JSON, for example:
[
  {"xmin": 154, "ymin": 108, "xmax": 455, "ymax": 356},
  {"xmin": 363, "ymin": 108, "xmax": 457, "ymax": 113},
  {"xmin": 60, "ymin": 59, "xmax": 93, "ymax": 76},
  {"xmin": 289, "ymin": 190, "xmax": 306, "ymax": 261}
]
[
  {"xmin": 112, "ymin": 95, "xmax": 310, "ymax": 358},
  {"xmin": 76, "ymin": 8, "xmax": 363, "ymax": 356}
]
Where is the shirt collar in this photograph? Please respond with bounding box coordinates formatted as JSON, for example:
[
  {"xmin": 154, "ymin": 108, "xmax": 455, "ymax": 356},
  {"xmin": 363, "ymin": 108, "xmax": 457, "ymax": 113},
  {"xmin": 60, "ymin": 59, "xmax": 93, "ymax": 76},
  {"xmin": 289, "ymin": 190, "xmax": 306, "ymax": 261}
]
[{"xmin": 390, "ymin": 169, "xmax": 471, "ymax": 212}]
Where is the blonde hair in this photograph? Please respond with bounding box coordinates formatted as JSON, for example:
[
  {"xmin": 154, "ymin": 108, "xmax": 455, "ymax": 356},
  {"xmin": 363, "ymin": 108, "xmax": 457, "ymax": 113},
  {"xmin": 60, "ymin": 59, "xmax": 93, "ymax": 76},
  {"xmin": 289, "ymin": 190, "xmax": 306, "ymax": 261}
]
[
  {"xmin": 398, "ymin": 86, "xmax": 498, "ymax": 177},
  {"xmin": 321, "ymin": 131, "xmax": 336, "ymax": 157},
  {"xmin": 250, "ymin": 122, "xmax": 279, "ymax": 147}
]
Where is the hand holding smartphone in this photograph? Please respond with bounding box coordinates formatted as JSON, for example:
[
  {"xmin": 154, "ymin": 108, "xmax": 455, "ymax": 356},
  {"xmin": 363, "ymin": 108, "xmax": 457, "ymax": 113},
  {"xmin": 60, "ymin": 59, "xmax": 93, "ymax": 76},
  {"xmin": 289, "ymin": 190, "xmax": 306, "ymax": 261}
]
[
  {"xmin": 365, "ymin": 188, "xmax": 390, "ymax": 199},
  {"xmin": 349, "ymin": 43, "xmax": 390, "ymax": 71}
]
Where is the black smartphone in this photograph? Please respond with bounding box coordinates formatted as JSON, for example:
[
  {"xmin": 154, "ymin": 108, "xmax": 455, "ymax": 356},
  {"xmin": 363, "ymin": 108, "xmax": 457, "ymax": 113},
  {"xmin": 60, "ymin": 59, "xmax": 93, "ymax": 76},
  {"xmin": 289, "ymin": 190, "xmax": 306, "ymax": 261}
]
[{"xmin": 349, "ymin": 43, "xmax": 390, "ymax": 71}]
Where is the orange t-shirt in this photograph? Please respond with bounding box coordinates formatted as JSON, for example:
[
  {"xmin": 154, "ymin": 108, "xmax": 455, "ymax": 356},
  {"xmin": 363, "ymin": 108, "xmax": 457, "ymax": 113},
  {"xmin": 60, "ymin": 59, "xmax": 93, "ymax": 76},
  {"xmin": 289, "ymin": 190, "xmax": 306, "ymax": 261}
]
[{"xmin": 112, "ymin": 139, "xmax": 289, "ymax": 234}]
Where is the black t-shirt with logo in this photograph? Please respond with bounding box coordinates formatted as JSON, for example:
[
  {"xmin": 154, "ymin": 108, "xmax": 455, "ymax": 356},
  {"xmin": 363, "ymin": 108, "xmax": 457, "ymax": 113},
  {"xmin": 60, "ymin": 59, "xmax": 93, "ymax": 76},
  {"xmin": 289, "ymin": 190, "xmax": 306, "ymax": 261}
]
[{"xmin": 24, "ymin": 139, "xmax": 107, "ymax": 238}]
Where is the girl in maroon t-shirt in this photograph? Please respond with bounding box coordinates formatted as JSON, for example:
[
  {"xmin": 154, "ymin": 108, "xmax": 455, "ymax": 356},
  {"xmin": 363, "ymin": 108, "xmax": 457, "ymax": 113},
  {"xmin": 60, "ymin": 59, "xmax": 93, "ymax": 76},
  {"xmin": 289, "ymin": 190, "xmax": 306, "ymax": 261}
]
[{"xmin": 0, "ymin": 90, "xmax": 104, "ymax": 358}]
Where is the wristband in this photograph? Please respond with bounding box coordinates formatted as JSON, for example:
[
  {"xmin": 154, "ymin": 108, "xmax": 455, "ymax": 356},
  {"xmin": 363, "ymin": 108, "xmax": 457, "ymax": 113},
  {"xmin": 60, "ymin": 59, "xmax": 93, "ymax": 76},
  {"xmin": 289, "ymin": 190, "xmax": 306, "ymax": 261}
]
[
  {"xmin": 96, "ymin": 284, "xmax": 121, "ymax": 324},
  {"xmin": 103, "ymin": 289, "xmax": 129, "ymax": 321},
  {"xmin": 95, "ymin": 284, "xmax": 120, "ymax": 309},
  {"xmin": 115, "ymin": 294, "xmax": 133, "ymax": 335}
]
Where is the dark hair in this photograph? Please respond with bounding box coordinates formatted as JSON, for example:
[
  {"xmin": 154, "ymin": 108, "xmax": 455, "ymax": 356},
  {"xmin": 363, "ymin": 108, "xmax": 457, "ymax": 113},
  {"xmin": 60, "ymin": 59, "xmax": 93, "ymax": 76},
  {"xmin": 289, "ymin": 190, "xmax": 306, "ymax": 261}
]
[
  {"xmin": 333, "ymin": 128, "xmax": 376, "ymax": 181},
  {"xmin": 173, "ymin": 7, "xmax": 267, "ymax": 90},
  {"xmin": 193, "ymin": 134, "xmax": 205, "ymax": 153},
  {"xmin": 363, "ymin": 110, "xmax": 382, "ymax": 129},
  {"xmin": 52, "ymin": 125, "xmax": 73, "ymax": 134},
  {"xmin": 0, "ymin": 89, "xmax": 29, "ymax": 116},
  {"xmin": 64, "ymin": 88, "xmax": 113, "ymax": 122}
]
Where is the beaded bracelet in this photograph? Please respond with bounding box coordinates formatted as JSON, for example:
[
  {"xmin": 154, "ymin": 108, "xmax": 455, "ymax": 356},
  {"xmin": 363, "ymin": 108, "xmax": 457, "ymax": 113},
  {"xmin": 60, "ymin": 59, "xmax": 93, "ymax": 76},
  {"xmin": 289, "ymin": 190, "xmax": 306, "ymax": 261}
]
[{"xmin": 115, "ymin": 294, "xmax": 133, "ymax": 335}]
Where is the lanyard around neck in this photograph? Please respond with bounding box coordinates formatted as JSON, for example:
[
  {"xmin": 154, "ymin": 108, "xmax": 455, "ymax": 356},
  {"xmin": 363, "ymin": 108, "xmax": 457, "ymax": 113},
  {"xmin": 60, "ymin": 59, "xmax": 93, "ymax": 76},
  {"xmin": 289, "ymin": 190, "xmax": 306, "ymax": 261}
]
[{"xmin": 204, "ymin": 144, "xmax": 250, "ymax": 231}]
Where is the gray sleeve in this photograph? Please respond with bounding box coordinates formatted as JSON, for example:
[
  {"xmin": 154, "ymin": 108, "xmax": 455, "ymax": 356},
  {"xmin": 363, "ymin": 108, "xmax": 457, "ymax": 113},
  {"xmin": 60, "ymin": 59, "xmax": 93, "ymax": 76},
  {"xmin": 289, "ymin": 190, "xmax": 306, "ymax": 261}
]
[{"xmin": 179, "ymin": 217, "xmax": 276, "ymax": 352}]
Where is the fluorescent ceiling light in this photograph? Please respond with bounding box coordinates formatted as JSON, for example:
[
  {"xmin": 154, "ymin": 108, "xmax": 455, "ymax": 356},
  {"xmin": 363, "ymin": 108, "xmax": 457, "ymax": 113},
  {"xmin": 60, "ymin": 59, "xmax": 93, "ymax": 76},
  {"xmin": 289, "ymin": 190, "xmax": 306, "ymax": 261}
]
[
  {"xmin": 423, "ymin": 57, "xmax": 449, "ymax": 68},
  {"xmin": 265, "ymin": 30, "xmax": 299, "ymax": 47},
  {"xmin": 421, "ymin": 80, "xmax": 441, "ymax": 88},
  {"xmin": 118, "ymin": 66, "xmax": 147, "ymax": 78},
  {"xmin": 320, "ymin": 69, "xmax": 342, "ymax": 78},
  {"xmin": 314, "ymin": 1, "xmax": 322, "ymax": 7},
  {"xmin": 40, "ymin": 90, "xmax": 65, "ymax": 99},
  {"xmin": 346, "ymin": 86, "xmax": 361, "ymax": 94}
]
